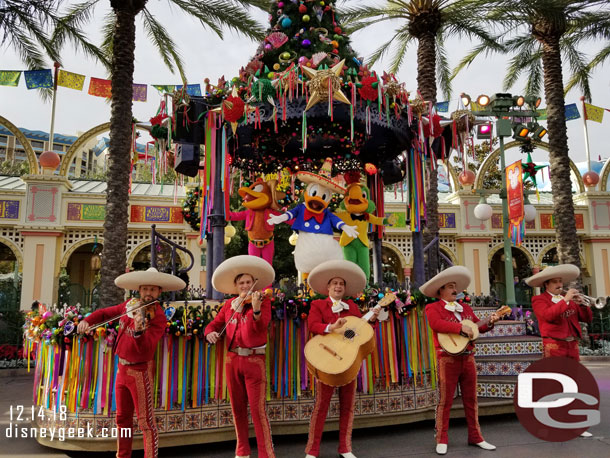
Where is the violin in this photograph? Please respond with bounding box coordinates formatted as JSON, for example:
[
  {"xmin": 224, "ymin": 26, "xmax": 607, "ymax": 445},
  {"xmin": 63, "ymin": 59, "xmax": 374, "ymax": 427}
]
[{"xmin": 86, "ymin": 299, "xmax": 159, "ymax": 332}]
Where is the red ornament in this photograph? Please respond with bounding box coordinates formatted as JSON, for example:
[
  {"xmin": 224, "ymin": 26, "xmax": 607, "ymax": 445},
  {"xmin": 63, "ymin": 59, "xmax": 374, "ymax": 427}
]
[
  {"xmin": 223, "ymin": 95, "xmax": 245, "ymax": 123},
  {"xmin": 364, "ymin": 163, "xmax": 377, "ymax": 175},
  {"xmin": 299, "ymin": 4, "xmax": 307, "ymax": 13},
  {"xmin": 301, "ymin": 313, "xmax": 308, "ymax": 319},
  {"xmin": 334, "ymin": 26, "xmax": 342, "ymax": 34},
  {"xmin": 358, "ymin": 76, "xmax": 378, "ymax": 101}
]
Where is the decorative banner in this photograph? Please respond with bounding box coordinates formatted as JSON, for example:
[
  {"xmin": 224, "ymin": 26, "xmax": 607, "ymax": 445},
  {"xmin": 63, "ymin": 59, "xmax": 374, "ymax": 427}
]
[
  {"xmin": 24, "ymin": 69, "xmax": 53, "ymax": 89},
  {"xmin": 0, "ymin": 71, "xmax": 21, "ymax": 87},
  {"xmin": 67, "ymin": 203, "xmax": 106, "ymax": 221},
  {"xmin": 438, "ymin": 212, "xmax": 456, "ymax": 229},
  {"xmin": 57, "ymin": 69, "xmax": 85, "ymax": 90},
  {"xmin": 88, "ymin": 77, "xmax": 112, "ymax": 98},
  {"xmin": 564, "ymin": 103, "xmax": 580, "ymax": 121},
  {"xmin": 540, "ymin": 213, "xmax": 584, "ymax": 230},
  {"xmin": 132, "ymin": 83, "xmax": 147, "ymax": 102},
  {"xmin": 130, "ymin": 205, "xmax": 184, "ymax": 223},
  {"xmin": 0, "ymin": 200, "xmax": 20, "ymax": 219},
  {"xmin": 176, "ymin": 84, "xmax": 202, "ymax": 96},
  {"xmin": 506, "ymin": 160, "xmax": 524, "ymax": 246},
  {"xmin": 385, "ymin": 211, "xmax": 407, "ymax": 228},
  {"xmin": 435, "ymin": 101, "xmax": 449, "ymax": 112},
  {"xmin": 584, "ymin": 103, "xmax": 605, "ymax": 123}
]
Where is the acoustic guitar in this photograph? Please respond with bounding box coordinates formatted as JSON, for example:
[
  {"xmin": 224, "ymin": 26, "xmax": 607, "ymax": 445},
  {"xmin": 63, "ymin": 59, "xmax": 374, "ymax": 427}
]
[
  {"xmin": 437, "ymin": 305, "xmax": 512, "ymax": 355},
  {"xmin": 304, "ymin": 293, "xmax": 396, "ymax": 387}
]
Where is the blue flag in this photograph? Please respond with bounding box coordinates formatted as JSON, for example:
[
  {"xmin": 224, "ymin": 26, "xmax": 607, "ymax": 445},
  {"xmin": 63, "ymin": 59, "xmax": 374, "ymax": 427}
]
[
  {"xmin": 564, "ymin": 103, "xmax": 580, "ymax": 121},
  {"xmin": 24, "ymin": 69, "xmax": 53, "ymax": 89},
  {"xmin": 175, "ymin": 84, "xmax": 202, "ymax": 96},
  {"xmin": 436, "ymin": 101, "xmax": 449, "ymax": 112}
]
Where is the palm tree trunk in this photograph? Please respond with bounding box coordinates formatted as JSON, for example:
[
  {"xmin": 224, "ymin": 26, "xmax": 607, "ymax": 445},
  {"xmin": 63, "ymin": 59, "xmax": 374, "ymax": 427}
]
[
  {"xmin": 417, "ymin": 32, "xmax": 440, "ymax": 280},
  {"xmin": 540, "ymin": 39, "xmax": 581, "ymax": 270},
  {"xmin": 99, "ymin": 4, "xmax": 141, "ymax": 307}
]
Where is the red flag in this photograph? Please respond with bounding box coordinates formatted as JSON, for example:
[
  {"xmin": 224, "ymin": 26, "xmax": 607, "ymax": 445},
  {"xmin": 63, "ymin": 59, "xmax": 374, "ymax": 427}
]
[{"xmin": 88, "ymin": 77, "xmax": 112, "ymax": 98}]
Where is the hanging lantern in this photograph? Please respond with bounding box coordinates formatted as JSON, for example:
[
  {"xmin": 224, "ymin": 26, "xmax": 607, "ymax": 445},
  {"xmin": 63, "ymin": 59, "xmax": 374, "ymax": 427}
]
[{"xmin": 90, "ymin": 254, "xmax": 102, "ymax": 271}]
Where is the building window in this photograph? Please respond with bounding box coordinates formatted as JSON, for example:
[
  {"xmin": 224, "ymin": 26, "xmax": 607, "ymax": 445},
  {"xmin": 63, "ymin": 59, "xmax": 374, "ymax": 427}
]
[
  {"xmin": 30, "ymin": 140, "xmax": 44, "ymax": 149},
  {"xmin": 0, "ymin": 136, "xmax": 7, "ymax": 145}
]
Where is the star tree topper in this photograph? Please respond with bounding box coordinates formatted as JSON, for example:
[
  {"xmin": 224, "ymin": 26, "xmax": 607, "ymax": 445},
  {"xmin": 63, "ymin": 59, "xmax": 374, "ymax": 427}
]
[
  {"xmin": 522, "ymin": 152, "xmax": 548, "ymax": 188},
  {"xmin": 301, "ymin": 59, "xmax": 351, "ymax": 111}
]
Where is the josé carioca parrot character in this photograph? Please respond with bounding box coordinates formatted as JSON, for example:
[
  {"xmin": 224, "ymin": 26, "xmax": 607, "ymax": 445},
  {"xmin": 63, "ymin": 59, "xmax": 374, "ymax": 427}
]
[
  {"xmin": 228, "ymin": 178, "xmax": 285, "ymax": 265},
  {"xmin": 267, "ymin": 158, "xmax": 358, "ymax": 282},
  {"xmin": 335, "ymin": 170, "xmax": 386, "ymax": 280}
]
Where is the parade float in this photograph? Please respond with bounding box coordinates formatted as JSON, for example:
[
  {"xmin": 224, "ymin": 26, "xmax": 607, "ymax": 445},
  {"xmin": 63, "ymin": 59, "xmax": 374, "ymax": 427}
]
[{"xmin": 24, "ymin": 0, "xmax": 530, "ymax": 451}]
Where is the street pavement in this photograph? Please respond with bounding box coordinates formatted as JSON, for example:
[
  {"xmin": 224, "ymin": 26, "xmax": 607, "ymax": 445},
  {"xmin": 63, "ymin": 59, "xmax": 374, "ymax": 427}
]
[{"xmin": 1, "ymin": 361, "xmax": 609, "ymax": 458}]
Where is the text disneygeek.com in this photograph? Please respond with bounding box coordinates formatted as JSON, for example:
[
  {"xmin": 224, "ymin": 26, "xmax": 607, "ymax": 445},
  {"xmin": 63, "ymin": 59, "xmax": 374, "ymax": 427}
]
[{"xmin": 4, "ymin": 405, "xmax": 131, "ymax": 441}]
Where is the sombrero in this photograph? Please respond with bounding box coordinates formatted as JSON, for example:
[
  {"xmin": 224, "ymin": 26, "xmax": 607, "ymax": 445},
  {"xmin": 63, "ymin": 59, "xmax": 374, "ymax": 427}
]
[
  {"xmin": 212, "ymin": 255, "xmax": 275, "ymax": 294},
  {"xmin": 115, "ymin": 267, "xmax": 186, "ymax": 291},
  {"xmin": 525, "ymin": 264, "xmax": 580, "ymax": 287},
  {"xmin": 419, "ymin": 266, "xmax": 472, "ymax": 299},
  {"xmin": 307, "ymin": 260, "xmax": 366, "ymax": 297},
  {"xmin": 295, "ymin": 158, "xmax": 346, "ymax": 193}
]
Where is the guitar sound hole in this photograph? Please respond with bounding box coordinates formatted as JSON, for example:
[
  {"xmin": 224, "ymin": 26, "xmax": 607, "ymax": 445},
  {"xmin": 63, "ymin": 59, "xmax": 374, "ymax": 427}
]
[{"xmin": 343, "ymin": 329, "xmax": 356, "ymax": 339}]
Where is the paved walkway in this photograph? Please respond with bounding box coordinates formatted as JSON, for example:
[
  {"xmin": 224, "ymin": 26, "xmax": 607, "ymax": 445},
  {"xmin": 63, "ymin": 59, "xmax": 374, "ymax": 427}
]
[{"xmin": 1, "ymin": 361, "xmax": 609, "ymax": 457}]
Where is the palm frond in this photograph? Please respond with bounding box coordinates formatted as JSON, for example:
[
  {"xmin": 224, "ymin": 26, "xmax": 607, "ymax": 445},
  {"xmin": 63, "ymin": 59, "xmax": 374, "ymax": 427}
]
[
  {"xmin": 140, "ymin": 8, "xmax": 187, "ymax": 82},
  {"xmin": 170, "ymin": 0, "xmax": 266, "ymax": 41},
  {"xmin": 435, "ymin": 38, "xmax": 451, "ymax": 100},
  {"xmin": 388, "ymin": 30, "xmax": 413, "ymax": 74},
  {"xmin": 561, "ymin": 43, "xmax": 591, "ymax": 101},
  {"xmin": 450, "ymin": 42, "xmax": 493, "ymax": 80}
]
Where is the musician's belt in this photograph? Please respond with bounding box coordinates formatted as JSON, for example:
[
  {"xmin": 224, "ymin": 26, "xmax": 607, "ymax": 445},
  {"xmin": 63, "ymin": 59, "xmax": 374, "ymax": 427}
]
[
  {"xmin": 119, "ymin": 357, "xmax": 139, "ymax": 366},
  {"xmin": 251, "ymin": 236, "xmax": 273, "ymax": 248},
  {"xmin": 441, "ymin": 350, "xmax": 474, "ymax": 356},
  {"xmin": 542, "ymin": 336, "xmax": 577, "ymax": 342},
  {"xmin": 230, "ymin": 347, "xmax": 266, "ymax": 356}
]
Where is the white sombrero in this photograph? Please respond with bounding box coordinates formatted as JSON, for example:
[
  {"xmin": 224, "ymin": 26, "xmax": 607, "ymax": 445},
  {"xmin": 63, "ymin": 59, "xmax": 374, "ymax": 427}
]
[
  {"xmin": 295, "ymin": 158, "xmax": 346, "ymax": 193},
  {"xmin": 307, "ymin": 260, "xmax": 366, "ymax": 297},
  {"xmin": 115, "ymin": 267, "xmax": 186, "ymax": 291},
  {"xmin": 212, "ymin": 255, "xmax": 275, "ymax": 294},
  {"xmin": 419, "ymin": 266, "xmax": 472, "ymax": 299},
  {"xmin": 525, "ymin": 264, "xmax": 580, "ymax": 287}
]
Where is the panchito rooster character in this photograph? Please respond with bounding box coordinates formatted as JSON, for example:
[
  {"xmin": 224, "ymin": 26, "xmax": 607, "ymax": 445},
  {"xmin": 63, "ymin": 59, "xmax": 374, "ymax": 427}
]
[
  {"xmin": 267, "ymin": 158, "xmax": 358, "ymax": 282},
  {"xmin": 335, "ymin": 170, "xmax": 385, "ymax": 280},
  {"xmin": 228, "ymin": 178, "xmax": 285, "ymax": 265}
]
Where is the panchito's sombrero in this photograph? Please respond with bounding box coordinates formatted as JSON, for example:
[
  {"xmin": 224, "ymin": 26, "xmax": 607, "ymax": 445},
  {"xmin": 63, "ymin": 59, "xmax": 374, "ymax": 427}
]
[
  {"xmin": 212, "ymin": 255, "xmax": 275, "ymax": 294},
  {"xmin": 307, "ymin": 260, "xmax": 366, "ymax": 297},
  {"xmin": 525, "ymin": 264, "xmax": 580, "ymax": 287},
  {"xmin": 419, "ymin": 266, "xmax": 472, "ymax": 299},
  {"xmin": 115, "ymin": 267, "xmax": 186, "ymax": 291},
  {"xmin": 295, "ymin": 158, "xmax": 346, "ymax": 193}
]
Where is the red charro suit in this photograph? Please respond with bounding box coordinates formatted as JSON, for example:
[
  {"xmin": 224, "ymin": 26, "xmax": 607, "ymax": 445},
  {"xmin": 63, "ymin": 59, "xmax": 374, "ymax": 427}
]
[
  {"xmin": 85, "ymin": 300, "xmax": 166, "ymax": 458},
  {"xmin": 305, "ymin": 297, "xmax": 363, "ymax": 457},
  {"xmin": 204, "ymin": 296, "xmax": 275, "ymax": 458},
  {"xmin": 532, "ymin": 291, "xmax": 593, "ymax": 360},
  {"xmin": 425, "ymin": 300, "xmax": 493, "ymax": 446}
]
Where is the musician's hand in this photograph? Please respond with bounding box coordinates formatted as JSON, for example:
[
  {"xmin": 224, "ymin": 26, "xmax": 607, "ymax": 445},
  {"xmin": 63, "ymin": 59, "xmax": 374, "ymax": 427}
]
[
  {"xmin": 489, "ymin": 312, "xmax": 500, "ymax": 324},
  {"xmin": 252, "ymin": 291, "xmax": 262, "ymax": 310},
  {"xmin": 565, "ymin": 288, "xmax": 579, "ymax": 302},
  {"xmin": 461, "ymin": 323, "xmax": 474, "ymax": 339},
  {"xmin": 330, "ymin": 317, "xmax": 347, "ymax": 332},
  {"xmin": 134, "ymin": 314, "xmax": 146, "ymax": 332},
  {"xmin": 206, "ymin": 332, "xmax": 220, "ymax": 344},
  {"xmin": 371, "ymin": 307, "xmax": 381, "ymax": 321},
  {"xmin": 77, "ymin": 320, "xmax": 91, "ymax": 335}
]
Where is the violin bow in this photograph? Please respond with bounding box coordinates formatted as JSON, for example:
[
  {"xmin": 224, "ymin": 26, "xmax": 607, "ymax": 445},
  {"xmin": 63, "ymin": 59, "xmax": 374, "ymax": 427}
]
[
  {"xmin": 86, "ymin": 299, "xmax": 159, "ymax": 332},
  {"xmin": 217, "ymin": 279, "xmax": 259, "ymax": 339}
]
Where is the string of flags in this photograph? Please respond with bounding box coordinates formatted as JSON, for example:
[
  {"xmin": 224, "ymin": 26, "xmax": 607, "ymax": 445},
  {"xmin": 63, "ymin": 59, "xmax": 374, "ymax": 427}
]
[{"xmin": 0, "ymin": 68, "xmax": 204, "ymax": 102}]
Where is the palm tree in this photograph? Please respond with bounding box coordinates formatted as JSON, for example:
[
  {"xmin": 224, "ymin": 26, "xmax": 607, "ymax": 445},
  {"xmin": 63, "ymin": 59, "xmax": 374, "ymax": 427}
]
[
  {"xmin": 342, "ymin": 0, "xmax": 501, "ymax": 283},
  {"xmin": 453, "ymin": 0, "xmax": 610, "ymax": 270},
  {"xmin": 54, "ymin": 0, "xmax": 266, "ymax": 307}
]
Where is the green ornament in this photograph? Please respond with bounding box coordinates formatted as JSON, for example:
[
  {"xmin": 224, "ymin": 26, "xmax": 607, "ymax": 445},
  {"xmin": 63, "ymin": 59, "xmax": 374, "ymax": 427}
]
[
  {"xmin": 281, "ymin": 51, "xmax": 291, "ymax": 60},
  {"xmin": 303, "ymin": 14, "xmax": 310, "ymax": 22}
]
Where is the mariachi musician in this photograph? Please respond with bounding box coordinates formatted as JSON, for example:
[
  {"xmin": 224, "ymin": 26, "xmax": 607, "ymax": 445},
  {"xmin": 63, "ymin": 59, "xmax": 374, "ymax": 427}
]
[
  {"xmin": 304, "ymin": 260, "xmax": 378, "ymax": 458},
  {"xmin": 421, "ymin": 266, "xmax": 498, "ymax": 455},
  {"xmin": 526, "ymin": 264, "xmax": 592, "ymax": 360},
  {"xmin": 77, "ymin": 267, "xmax": 186, "ymax": 458},
  {"xmin": 204, "ymin": 255, "xmax": 276, "ymax": 458},
  {"xmin": 526, "ymin": 263, "xmax": 593, "ymax": 438}
]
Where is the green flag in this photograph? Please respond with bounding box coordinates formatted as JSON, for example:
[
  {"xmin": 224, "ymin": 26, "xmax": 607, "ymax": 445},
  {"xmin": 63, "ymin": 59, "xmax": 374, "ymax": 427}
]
[{"xmin": 0, "ymin": 71, "xmax": 21, "ymax": 87}]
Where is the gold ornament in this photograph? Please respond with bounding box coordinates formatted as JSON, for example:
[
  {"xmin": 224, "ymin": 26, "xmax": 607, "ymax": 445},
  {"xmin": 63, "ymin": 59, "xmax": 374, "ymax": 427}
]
[{"xmin": 301, "ymin": 59, "xmax": 350, "ymax": 111}]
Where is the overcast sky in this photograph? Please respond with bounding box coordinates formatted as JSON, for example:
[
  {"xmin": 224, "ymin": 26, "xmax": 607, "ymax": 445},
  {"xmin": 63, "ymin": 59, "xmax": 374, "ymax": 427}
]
[{"xmin": 1, "ymin": 1, "xmax": 609, "ymax": 170}]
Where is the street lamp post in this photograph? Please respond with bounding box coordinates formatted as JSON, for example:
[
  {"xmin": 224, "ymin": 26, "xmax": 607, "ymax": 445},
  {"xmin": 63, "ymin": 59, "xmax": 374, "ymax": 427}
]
[{"xmin": 468, "ymin": 93, "xmax": 543, "ymax": 306}]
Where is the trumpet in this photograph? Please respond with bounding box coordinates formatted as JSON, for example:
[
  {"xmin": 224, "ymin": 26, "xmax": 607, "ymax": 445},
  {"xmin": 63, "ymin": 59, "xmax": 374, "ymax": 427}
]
[{"xmin": 562, "ymin": 290, "xmax": 607, "ymax": 309}]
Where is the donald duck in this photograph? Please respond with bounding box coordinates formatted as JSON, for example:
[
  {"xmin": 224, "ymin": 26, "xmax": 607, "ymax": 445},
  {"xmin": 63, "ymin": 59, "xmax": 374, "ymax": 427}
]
[{"xmin": 267, "ymin": 158, "xmax": 359, "ymax": 281}]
